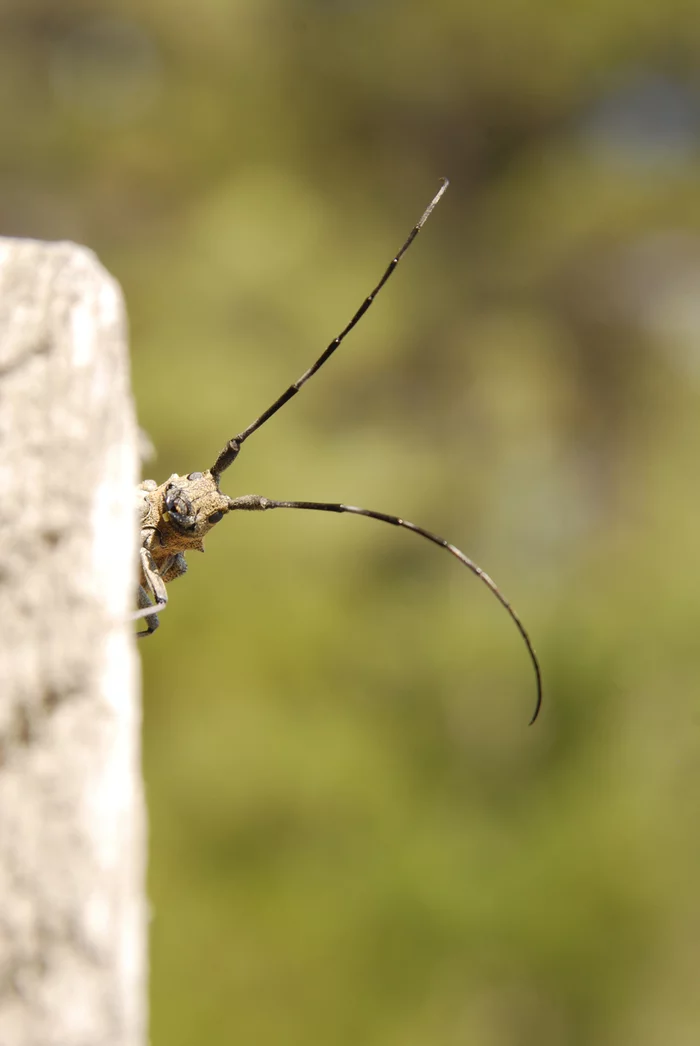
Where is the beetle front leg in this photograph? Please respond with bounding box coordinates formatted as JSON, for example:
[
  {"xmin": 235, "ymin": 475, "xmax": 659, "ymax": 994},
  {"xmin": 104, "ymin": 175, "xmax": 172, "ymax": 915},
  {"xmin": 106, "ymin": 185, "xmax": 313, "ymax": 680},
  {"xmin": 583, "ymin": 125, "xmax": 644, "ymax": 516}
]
[
  {"xmin": 134, "ymin": 547, "xmax": 168, "ymax": 637},
  {"xmin": 135, "ymin": 582, "xmax": 160, "ymax": 637}
]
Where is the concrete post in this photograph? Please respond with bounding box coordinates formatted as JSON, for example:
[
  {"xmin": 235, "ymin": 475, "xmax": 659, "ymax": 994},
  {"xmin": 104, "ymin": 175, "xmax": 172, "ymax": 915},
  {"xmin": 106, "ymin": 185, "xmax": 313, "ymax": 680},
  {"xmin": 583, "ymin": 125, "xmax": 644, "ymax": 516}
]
[{"xmin": 0, "ymin": 239, "xmax": 146, "ymax": 1046}]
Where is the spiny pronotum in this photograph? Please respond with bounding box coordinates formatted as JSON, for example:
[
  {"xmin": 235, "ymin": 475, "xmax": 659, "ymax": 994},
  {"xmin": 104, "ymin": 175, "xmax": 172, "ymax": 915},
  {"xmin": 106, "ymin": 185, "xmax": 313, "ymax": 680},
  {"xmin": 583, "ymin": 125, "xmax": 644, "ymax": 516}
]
[{"xmin": 135, "ymin": 178, "xmax": 542, "ymax": 724}]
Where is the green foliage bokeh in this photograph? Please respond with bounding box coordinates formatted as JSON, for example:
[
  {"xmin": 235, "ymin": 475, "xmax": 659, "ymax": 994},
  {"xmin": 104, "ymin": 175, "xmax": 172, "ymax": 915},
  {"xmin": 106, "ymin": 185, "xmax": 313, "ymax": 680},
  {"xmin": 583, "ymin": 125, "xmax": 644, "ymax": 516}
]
[{"xmin": 3, "ymin": 1, "xmax": 700, "ymax": 1042}]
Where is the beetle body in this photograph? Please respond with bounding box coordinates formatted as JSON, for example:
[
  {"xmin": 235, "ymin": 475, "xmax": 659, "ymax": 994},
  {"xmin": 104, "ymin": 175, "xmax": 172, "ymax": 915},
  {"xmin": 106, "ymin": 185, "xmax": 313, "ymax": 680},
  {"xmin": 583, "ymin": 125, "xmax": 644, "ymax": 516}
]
[{"xmin": 136, "ymin": 471, "xmax": 231, "ymax": 634}]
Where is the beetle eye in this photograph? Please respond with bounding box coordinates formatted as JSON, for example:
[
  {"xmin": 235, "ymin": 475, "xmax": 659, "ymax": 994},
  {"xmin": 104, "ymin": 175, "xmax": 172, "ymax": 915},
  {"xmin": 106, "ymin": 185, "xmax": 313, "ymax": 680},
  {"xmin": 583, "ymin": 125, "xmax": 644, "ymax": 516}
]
[{"xmin": 208, "ymin": 510, "xmax": 224, "ymax": 525}]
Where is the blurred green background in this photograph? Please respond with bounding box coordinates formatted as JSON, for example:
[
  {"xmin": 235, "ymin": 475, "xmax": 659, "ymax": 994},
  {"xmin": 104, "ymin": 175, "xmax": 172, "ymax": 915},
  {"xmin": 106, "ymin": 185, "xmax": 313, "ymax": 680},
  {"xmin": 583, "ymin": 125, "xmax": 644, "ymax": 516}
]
[{"xmin": 3, "ymin": 1, "xmax": 700, "ymax": 1043}]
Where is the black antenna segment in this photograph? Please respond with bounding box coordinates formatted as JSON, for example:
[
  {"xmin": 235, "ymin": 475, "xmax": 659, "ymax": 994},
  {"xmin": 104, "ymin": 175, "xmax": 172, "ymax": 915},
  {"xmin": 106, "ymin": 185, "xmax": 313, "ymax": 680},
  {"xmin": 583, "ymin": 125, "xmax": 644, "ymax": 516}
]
[
  {"xmin": 226, "ymin": 494, "xmax": 543, "ymax": 725},
  {"xmin": 211, "ymin": 178, "xmax": 449, "ymax": 477}
]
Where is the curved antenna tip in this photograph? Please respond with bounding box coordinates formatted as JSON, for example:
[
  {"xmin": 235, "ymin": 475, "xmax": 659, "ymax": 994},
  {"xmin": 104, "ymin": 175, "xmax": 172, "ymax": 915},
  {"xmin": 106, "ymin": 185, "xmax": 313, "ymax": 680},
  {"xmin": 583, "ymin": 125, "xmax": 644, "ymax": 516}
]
[{"xmin": 528, "ymin": 673, "xmax": 543, "ymax": 726}]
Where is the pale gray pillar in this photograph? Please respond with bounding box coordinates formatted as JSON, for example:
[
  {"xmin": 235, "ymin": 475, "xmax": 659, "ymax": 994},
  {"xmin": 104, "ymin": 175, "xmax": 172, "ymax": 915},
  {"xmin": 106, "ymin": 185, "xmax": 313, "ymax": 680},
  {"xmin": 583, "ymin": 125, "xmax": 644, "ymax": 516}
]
[{"xmin": 0, "ymin": 240, "xmax": 146, "ymax": 1046}]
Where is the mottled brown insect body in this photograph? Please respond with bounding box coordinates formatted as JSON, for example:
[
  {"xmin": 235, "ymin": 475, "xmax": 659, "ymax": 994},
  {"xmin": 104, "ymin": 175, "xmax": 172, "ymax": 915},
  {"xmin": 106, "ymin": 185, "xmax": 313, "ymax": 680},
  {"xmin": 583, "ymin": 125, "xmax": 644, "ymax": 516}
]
[{"xmin": 136, "ymin": 470, "xmax": 232, "ymax": 634}]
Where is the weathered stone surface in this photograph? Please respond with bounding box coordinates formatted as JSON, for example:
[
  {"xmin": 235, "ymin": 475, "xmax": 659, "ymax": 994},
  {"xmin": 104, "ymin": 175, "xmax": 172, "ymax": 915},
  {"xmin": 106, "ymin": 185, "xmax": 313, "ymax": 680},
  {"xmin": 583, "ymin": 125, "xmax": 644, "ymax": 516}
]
[{"xmin": 0, "ymin": 239, "xmax": 145, "ymax": 1046}]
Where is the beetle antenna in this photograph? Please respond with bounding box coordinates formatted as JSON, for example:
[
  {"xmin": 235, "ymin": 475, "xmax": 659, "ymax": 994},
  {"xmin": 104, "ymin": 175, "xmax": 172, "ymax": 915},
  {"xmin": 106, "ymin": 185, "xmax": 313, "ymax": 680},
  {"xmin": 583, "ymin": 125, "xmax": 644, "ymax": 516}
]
[
  {"xmin": 226, "ymin": 494, "xmax": 542, "ymax": 724},
  {"xmin": 211, "ymin": 178, "xmax": 449, "ymax": 477}
]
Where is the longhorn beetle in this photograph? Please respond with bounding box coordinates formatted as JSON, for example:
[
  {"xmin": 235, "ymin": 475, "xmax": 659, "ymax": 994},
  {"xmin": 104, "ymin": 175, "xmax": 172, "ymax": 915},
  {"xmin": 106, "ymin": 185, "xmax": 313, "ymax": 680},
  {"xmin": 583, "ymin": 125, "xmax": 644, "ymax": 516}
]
[{"xmin": 135, "ymin": 178, "xmax": 543, "ymax": 724}]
